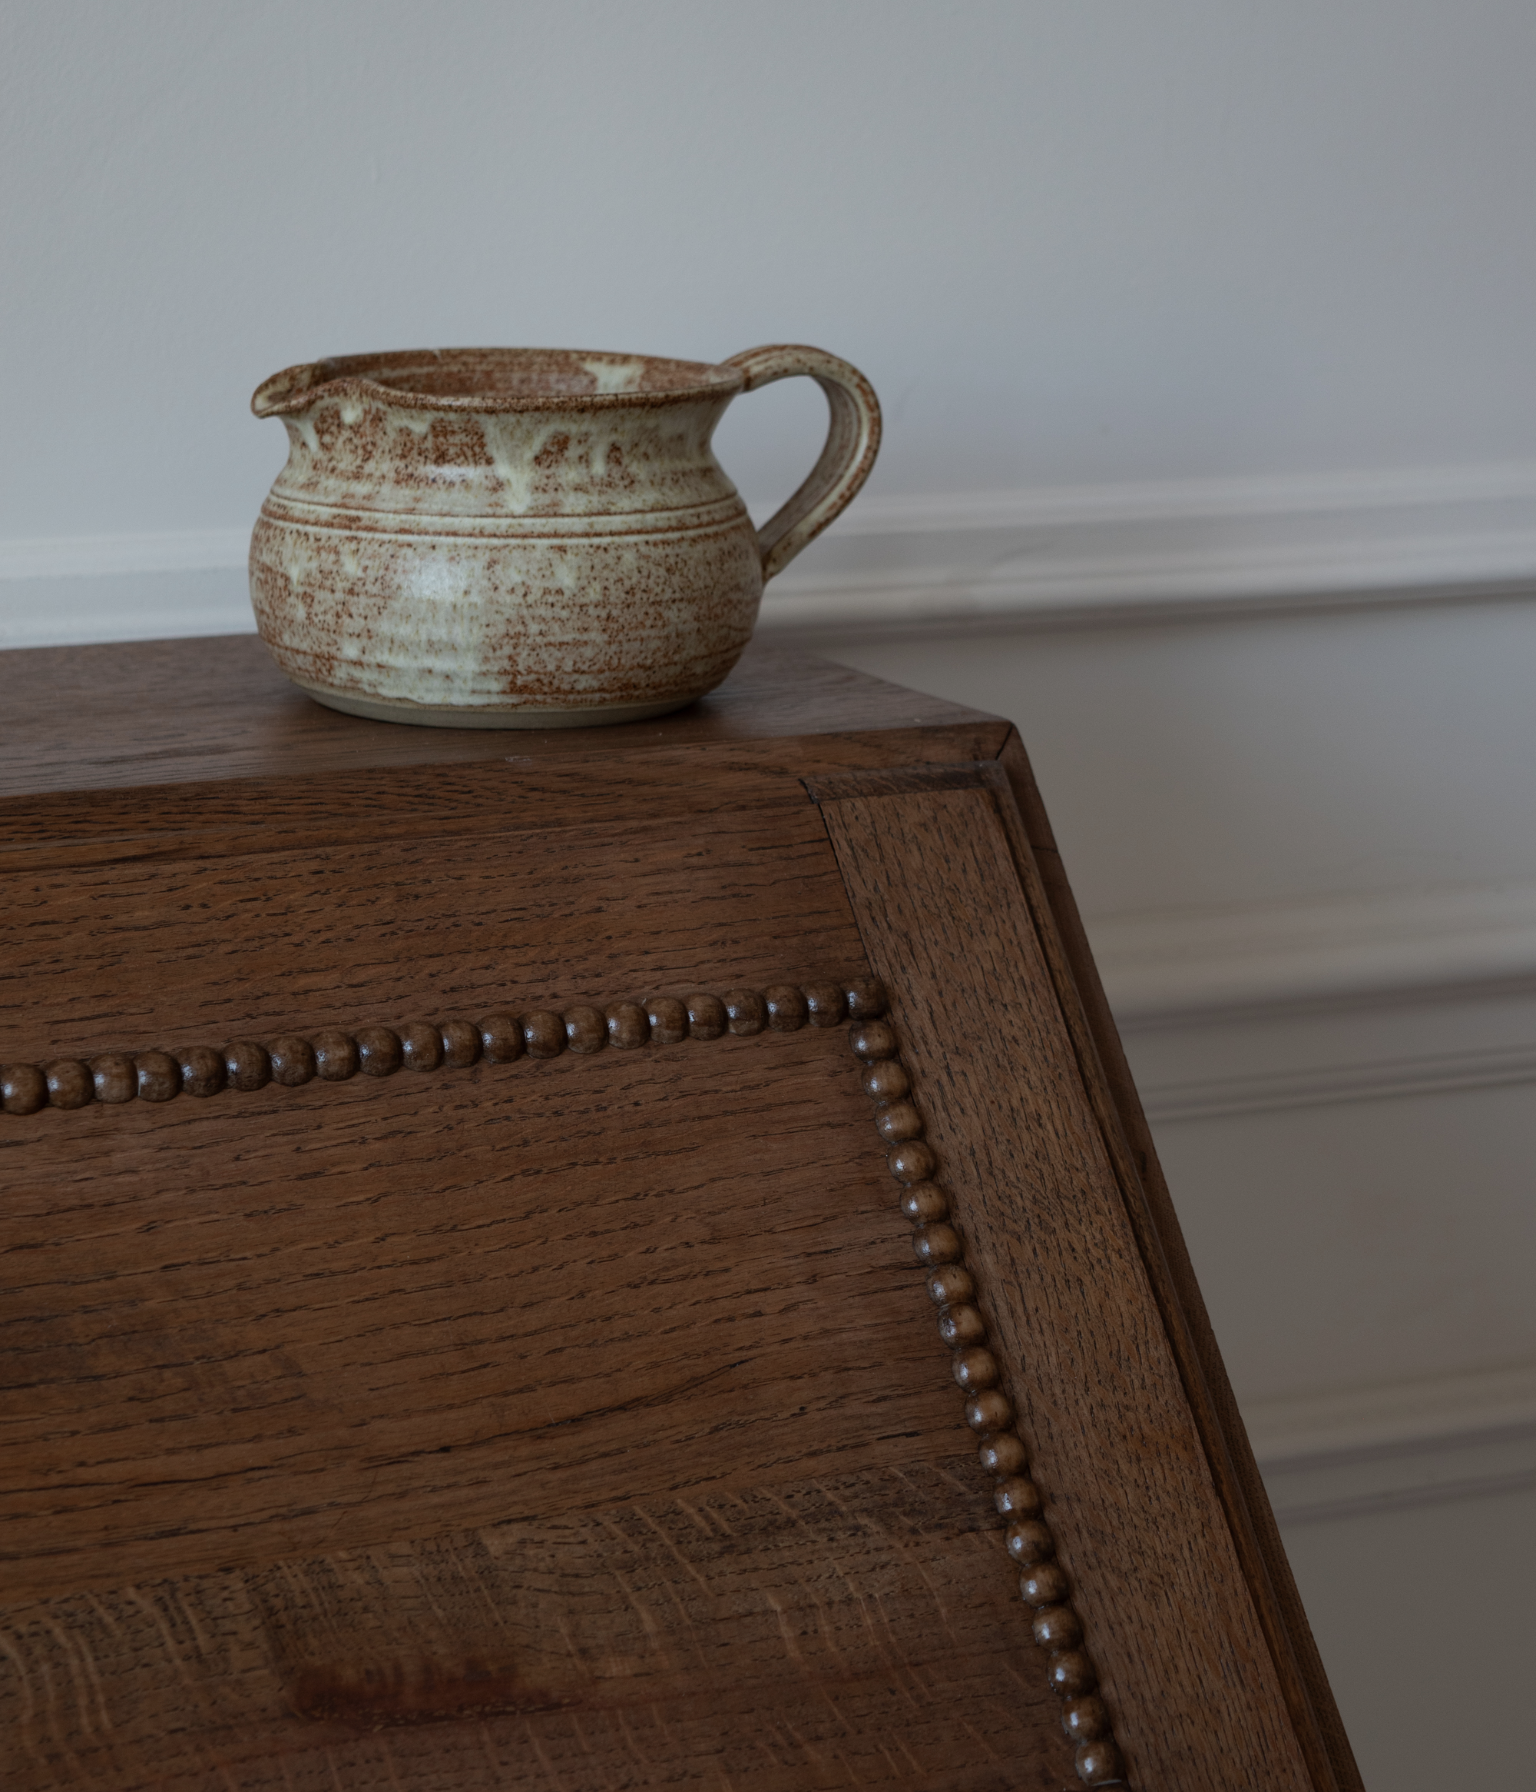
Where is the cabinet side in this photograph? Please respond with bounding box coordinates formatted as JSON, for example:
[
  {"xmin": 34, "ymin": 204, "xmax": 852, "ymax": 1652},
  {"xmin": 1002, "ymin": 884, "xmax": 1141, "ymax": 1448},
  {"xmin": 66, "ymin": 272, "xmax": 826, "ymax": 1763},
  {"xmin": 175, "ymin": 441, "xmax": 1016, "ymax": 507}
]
[{"xmin": 992, "ymin": 730, "xmax": 1363, "ymax": 1792}]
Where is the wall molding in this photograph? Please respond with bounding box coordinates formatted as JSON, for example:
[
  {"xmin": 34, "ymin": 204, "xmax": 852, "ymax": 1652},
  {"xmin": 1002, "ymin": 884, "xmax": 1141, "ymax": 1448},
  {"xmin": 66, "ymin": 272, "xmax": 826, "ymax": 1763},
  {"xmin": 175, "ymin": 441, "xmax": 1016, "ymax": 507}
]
[
  {"xmin": 1135, "ymin": 1035, "xmax": 1536, "ymax": 1123},
  {"xmin": 1088, "ymin": 879, "xmax": 1536, "ymax": 1024},
  {"xmin": 760, "ymin": 460, "xmax": 1536, "ymax": 633},
  {"xmin": 1247, "ymin": 1362, "xmax": 1536, "ymax": 1524},
  {"xmin": 6, "ymin": 460, "xmax": 1536, "ymax": 648},
  {"xmin": 0, "ymin": 528, "xmax": 251, "ymax": 582},
  {"xmin": 1104, "ymin": 886, "xmax": 1536, "ymax": 1117},
  {"xmin": 0, "ymin": 566, "xmax": 253, "ymax": 649}
]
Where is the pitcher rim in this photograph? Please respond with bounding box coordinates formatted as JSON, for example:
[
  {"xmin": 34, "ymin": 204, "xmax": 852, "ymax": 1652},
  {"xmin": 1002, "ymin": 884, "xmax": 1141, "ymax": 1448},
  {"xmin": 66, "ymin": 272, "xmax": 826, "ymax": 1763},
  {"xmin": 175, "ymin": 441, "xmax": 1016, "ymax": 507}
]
[{"xmin": 251, "ymin": 347, "xmax": 748, "ymax": 419}]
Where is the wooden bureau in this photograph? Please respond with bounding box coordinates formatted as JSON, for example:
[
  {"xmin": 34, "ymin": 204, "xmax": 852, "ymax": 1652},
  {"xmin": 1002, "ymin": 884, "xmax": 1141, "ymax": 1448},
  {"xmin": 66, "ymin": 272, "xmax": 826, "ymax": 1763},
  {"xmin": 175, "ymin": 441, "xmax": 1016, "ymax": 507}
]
[{"xmin": 0, "ymin": 636, "xmax": 1360, "ymax": 1792}]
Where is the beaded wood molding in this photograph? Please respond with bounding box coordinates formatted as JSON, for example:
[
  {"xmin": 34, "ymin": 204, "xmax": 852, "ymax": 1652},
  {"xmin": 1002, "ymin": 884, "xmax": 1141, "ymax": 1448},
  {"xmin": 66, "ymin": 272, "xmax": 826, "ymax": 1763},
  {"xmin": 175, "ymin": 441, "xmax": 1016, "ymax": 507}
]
[
  {"xmin": 0, "ymin": 983, "xmax": 869, "ymax": 1113},
  {"xmin": 0, "ymin": 977, "xmax": 1130, "ymax": 1788},
  {"xmin": 847, "ymin": 1007, "xmax": 1130, "ymax": 1790}
]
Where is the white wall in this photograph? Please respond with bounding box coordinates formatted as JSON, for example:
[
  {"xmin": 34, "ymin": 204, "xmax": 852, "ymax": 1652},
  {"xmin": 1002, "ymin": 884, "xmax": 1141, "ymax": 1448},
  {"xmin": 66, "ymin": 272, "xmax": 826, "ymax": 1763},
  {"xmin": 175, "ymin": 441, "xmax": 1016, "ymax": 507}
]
[
  {"xmin": 6, "ymin": 1, "xmax": 1536, "ymax": 542},
  {"xmin": 5, "ymin": 5, "xmax": 1536, "ymax": 1786}
]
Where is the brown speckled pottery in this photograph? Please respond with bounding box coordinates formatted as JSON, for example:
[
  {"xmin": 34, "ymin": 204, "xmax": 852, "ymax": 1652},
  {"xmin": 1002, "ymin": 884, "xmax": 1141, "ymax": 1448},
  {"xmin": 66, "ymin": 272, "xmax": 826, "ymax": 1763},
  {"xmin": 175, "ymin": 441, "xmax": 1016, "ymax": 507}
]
[{"xmin": 249, "ymin": 345, "xmax": 880, "ymax": 727}]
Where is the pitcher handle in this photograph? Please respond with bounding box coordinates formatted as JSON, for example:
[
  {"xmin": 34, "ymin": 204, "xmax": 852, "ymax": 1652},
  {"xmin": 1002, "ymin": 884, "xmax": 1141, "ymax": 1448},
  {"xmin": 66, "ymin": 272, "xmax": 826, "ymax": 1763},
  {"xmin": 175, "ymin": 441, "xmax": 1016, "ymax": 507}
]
[{"xmin": 721, "ymin": 345, "xmax": 882, "ymax": 583}]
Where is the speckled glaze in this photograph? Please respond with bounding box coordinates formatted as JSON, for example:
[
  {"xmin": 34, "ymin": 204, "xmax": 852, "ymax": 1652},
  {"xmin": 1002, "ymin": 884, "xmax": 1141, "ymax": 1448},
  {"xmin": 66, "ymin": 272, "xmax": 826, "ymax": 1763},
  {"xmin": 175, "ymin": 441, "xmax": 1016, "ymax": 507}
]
[{"xmin": 250, "ymin": 345, "xmax": 880, "ymax": 727}]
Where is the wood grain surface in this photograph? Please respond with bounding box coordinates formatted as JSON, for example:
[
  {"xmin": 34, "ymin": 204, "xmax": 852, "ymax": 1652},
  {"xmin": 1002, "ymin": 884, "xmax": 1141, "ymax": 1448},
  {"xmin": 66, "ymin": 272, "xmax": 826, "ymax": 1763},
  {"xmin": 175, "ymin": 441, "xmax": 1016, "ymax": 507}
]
[
  {"xmin": 818, "ymin": 779, "xmax": 1318, "ymax": 1792},
  {"xmin": 0, "ymin": 634, "xmax": 1005, "ymax": 799},
  {"xmin": 0, "ymin": 636, "xmax": 1359, "ymax": 1790},
  {"xmin": 1, "ymin": 1019, "xmax": 1082, "ymax": 1788},
  {"xmin": 0, "ymin": 773, "xmax": 1071, "ymax": 1788},
  {"xmin": 0, "ymin": 807, "xmax": 860, "ymax": 1063},
  {"xmin": 2, "ymin": 1025, "xmax": 1077, "ymax": 1785},
  {"xmin": 4, "ymin": 1464, "xmax": 1070, "ymax": 1791},
  {"xmin": 6, "ymin": 1027, "xmax": 963, "ymax": 1594},
  {"xmin": 992, "ymin": 736, "xmax": 1364, "ymax": 1792}
]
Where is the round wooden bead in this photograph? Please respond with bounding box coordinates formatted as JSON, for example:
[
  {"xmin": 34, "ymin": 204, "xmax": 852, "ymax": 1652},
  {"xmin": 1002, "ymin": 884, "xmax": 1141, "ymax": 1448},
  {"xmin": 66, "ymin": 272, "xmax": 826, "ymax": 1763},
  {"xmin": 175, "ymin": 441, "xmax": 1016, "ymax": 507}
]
[
  {"xmin": 978, "ymin": 1432, "xmax": 1028, "ymax": 1478},
  {"xmin": 606, "ymin": 1002, "xmax": 649, "ymax": 1049},
  {"xmin": 926, "ymin": 1264, "xmax": 976, "ymax": 1307},
  {"xmin": 875, "ymin": 1100, "xmax": 924, "ymax": 1143},
  {"xmin": 1073, "ymin": 1739, "xmax": 1124, "ymax": 1785},
  {"xmin": 267, "ymin": 1036, "xmax": 315, "ymax": 1086},
  {"xmin": 763, "ymin": 985, "xmax": 808, "ymax": 1031},
  {"xmin": 563, "ymin": 1006, "xmax": 607, "ymax": 1054},
  {"xmin": 938, "ymin": 1302, "xmax": 986, "ymax": 1347},
  {"xmin": 685, "ymin": 993, "xmax": 726, "ymax": 1040},
  {"xmin": 861, "ymin": 1060, "xmax": 910, "ymax": 1103},
  {"xmin": 353, "ymin": 1026, "xmax": 401, "ymax": 1077},
  {"xmin": 522, "ymin": 1011, "xmax": 566, "ymax": 1058},
  {"xmin": 1, "ymin": 1063, "xmax": 47, "ymax": 1115},
  {"xmin": 438, "ymin": 1019, "xmax": 482, "ymax": 1069},
  {"xmin": 91, "ymin": 1052, "xmax": 138, "ymax": 1104},
  {"xmin": 951, "ymin": 1347, "xmax": 1000, "ymax": 1392},
  {"xmin": 479, "ymin": 1012, "xmax": 524, "ymax": 1063},
  {"xmin": 1020, "ymin": 1562, "xmax": 1070, "ymax": 1606},
  {"xmin": 722, "ymin": 989, "xmax": 766, "ymax": 1035},
  {"xmin": 1046, "ymin": 1649, "xmax": 1097, "ymax": 1699},
  {"xmin": 1006, "ymin": 1517, "xmax": 1055, "ymax": 1564},
  {"xmin": 845, "ymin": 978, "xmax": 889, "ymax": 1020},
  {"xmin": 313, "ymin": 1029, "xmax": 361, "ymax": 1080},
  {"xmin": 224, "ymin": 1040, "xmax": 271, "ymax": 1092},
  {"xmin": 1062, "ymin": 1695, "xmax": 1110, "ymax": 1743},
  {"xmin": 1032, "ymin": 1605, "xmax": 1083, "ymax": 1651},
  {"xmin": 900, "ymin": 1183, "xmax": 949, "ymax": 1224},
  {"xmin": 993, "ymin": 1475, "xmax": 1041, "ymax": 1519},
  {"xmin": 965, "ymin": 1388, "xmax": 1015, "ymax": 1434},
  {"xmin": 802, "ymin": 981, "xmax": 846, "ymax": 1027},
  {"xmin": 912, "ymin": 1223, "xmax": 962, "ymax": 1267},
  {"xmin": 400, "ymin": 1021, "xmax": 444, "ymax": 1072},
  {"xmin": 887, "ymin": 1140, "xmax": 936, "ymax": 1184},
  {"xmin": 135, "ymin": 1050, "xmax": 180, "ymax": 1103},
  {"xmin": 177, "ymin": 1045, "xmax": 226, "ymax": 1098},
  {"xmin": 645, "ymin": 996, "xmax": 689, "ymax": 1044},
  {"xmin": 849, "ymin": 1019, "xmax": 897, "ymax": 1061},
  {"xmin": 45, "ymin": 1059, "xmax": 93, "ymax": 1109}
]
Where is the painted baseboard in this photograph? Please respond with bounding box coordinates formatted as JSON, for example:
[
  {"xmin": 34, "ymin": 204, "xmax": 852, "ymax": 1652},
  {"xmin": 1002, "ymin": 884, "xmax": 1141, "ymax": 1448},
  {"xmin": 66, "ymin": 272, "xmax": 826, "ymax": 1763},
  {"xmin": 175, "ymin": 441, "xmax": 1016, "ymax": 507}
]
[
  {"xmin": 1246, "ymin": 1361, "xmax": 1536, "ymax": 1524},
  {"xmin": 6, "ymin": 460, "xmax": 1536, "ymax": 647}
]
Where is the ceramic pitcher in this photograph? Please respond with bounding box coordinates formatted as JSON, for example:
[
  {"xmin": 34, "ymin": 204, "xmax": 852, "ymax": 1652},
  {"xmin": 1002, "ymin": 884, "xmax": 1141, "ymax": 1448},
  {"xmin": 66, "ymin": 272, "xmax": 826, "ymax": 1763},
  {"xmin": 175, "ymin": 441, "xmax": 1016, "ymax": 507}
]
[{"xmin": 249, "ymin": 345, "xmax": 880, "ymax": 727}]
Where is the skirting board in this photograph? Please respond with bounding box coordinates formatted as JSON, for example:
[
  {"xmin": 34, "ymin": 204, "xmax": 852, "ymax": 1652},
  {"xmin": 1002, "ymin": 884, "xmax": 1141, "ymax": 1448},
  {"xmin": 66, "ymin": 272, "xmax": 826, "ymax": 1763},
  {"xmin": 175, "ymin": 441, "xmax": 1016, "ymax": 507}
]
[
  {"xmin": 7, "ymin": 460, "xmax": 1536, "ymax": 647},
  {"xmin": 1247, "ymin": 1362, "xmax": 1536, "ymax": 1525}
]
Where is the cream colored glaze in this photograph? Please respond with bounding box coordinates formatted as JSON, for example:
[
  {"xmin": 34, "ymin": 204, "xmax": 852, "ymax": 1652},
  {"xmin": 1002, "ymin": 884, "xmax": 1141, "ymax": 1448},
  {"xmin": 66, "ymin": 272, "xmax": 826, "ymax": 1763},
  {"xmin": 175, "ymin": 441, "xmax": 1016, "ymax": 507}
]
[{"xmin": 249, "ymin": 345, "xmax": 881, "ymax": 727}]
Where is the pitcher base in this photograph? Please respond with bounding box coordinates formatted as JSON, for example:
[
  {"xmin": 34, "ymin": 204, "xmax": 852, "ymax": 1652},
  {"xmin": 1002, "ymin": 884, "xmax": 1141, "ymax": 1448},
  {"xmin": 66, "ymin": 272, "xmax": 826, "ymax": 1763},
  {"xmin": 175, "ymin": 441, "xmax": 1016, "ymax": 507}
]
[{"xmin": 296, "ymin": 682, "xmax": 696, "ymax": 730}]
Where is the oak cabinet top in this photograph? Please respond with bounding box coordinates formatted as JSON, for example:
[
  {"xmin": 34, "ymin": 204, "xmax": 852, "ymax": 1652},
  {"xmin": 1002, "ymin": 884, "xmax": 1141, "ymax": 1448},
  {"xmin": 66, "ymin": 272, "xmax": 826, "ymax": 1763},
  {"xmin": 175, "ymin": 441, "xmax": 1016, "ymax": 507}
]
[{"xmin": 0, "ymin": 634, "xmax": 1007, "ymax": 800}]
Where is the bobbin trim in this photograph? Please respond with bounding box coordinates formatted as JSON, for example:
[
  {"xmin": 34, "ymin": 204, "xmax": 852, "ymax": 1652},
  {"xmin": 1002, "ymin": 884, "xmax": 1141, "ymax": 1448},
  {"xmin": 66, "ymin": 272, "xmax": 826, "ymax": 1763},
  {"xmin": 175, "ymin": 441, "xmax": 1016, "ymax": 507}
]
[
  {"xmin": 850, "ymin": 998, "xmax": 1132, "ymax": 1789},
  {"xmin": 0, "ymin": 980, "xmax": 875, "ymax": 1116},
  {"xmin": 1, "ymin": 973, "xmax": 1131, "ymax": 1783}
]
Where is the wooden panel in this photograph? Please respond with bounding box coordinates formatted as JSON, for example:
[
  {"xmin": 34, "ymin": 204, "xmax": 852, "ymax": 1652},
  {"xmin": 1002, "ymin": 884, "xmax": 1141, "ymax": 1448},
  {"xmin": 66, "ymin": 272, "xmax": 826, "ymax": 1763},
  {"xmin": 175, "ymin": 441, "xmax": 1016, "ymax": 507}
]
[
  {"xmin": 3, "ymin": 1465, "xmax": 1073, "ymax": 1792},
  {"xmin": 0, "ymin": 636, "xmax": 1361, "ymax": 1789},
  {"xmin": 0, "ymin": 808, "xmax": 859, "ymax": 1062},
  {"xmin": 817, "ymin": 779, "xmax": 1317, "ymax": 1792},
  {"xmin": 0, "ymin": 734, "xmax": 1003, "ymax": 874},
  {"xmin": 993, "ymin": 734, "xmax": 1363, "ymax": 1792},
  {"xmin": 0, "ymin": 789, "xmax": 1075, "ymax": 1788},
  {"xmin": 4, "ymin": 1029, "xmax": 965, "ymax": 1595},
  {"xmin": 0, "ymin": 1007, "xmax": 1081, "ymax": 1788}
]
